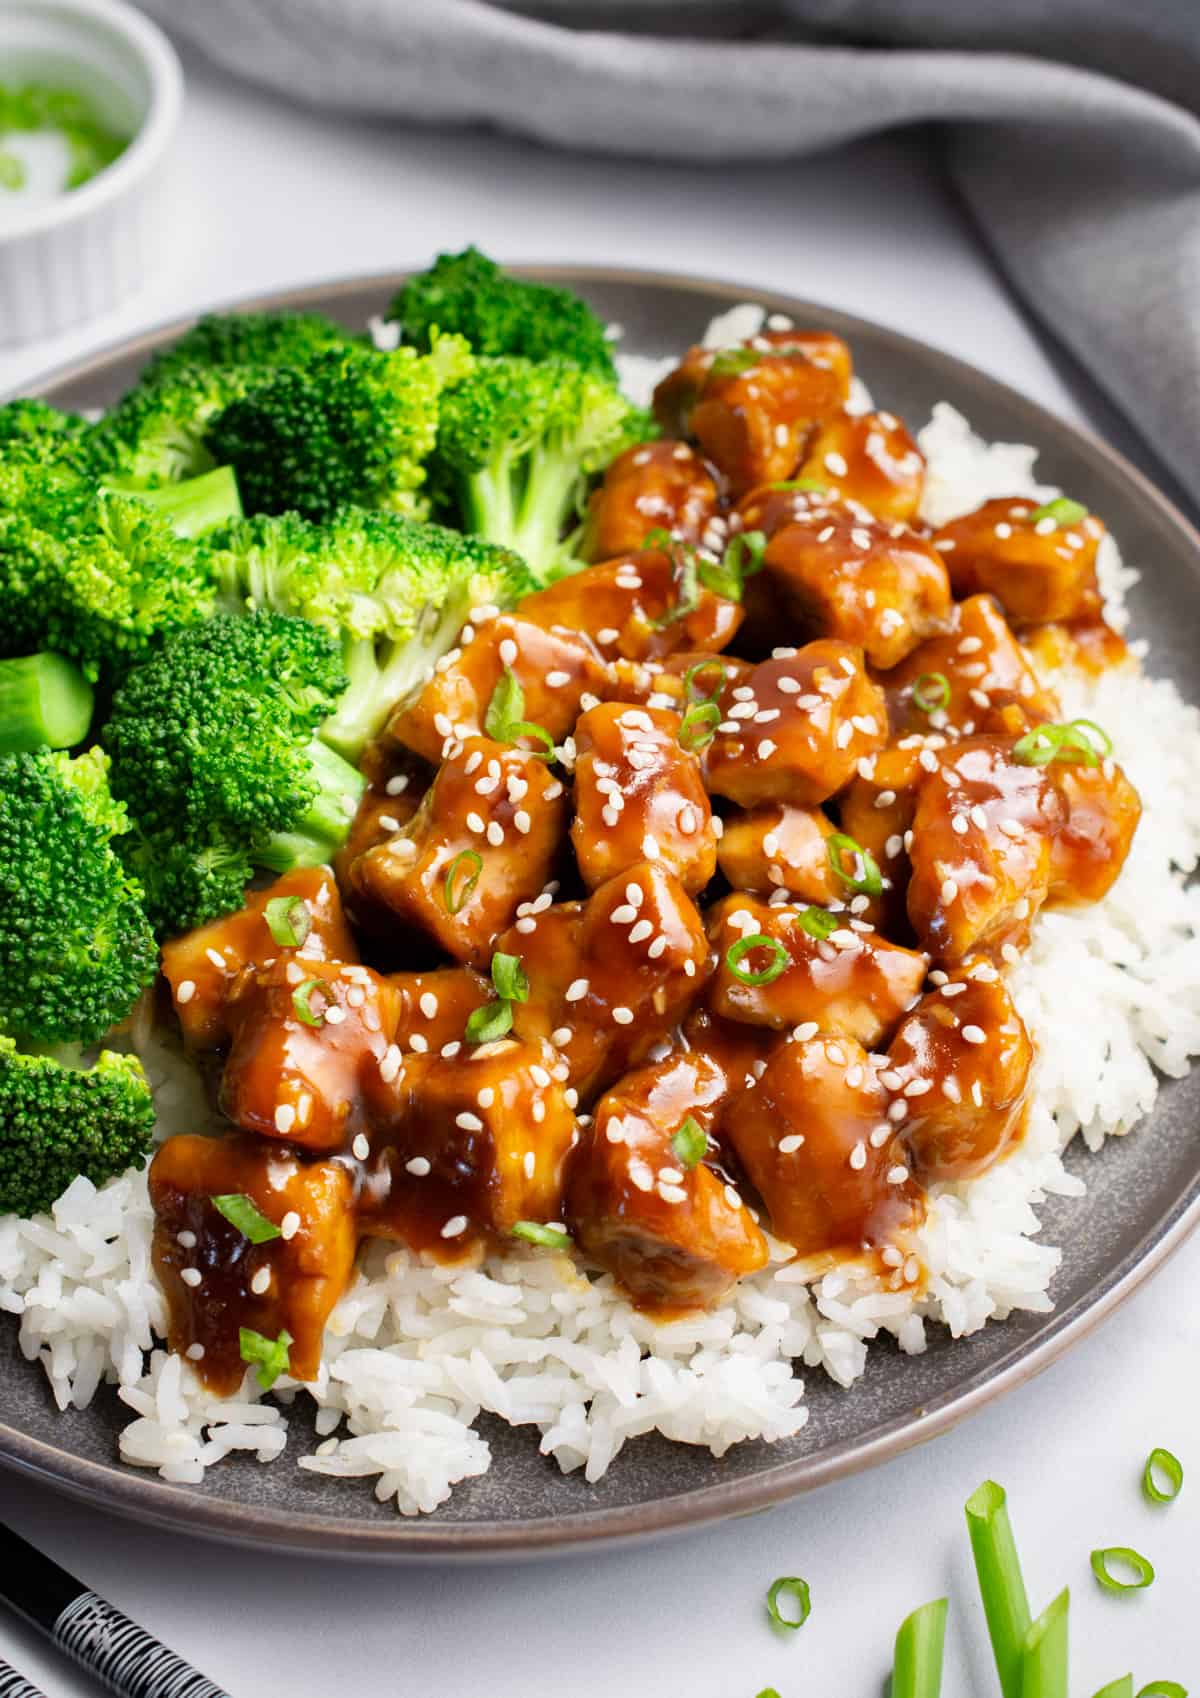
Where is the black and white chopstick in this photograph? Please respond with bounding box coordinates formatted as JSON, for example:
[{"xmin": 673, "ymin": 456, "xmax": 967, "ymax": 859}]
[
  {"xmin": 0, "ymin": 1658, "xmax": 48, "ymax": 1698},
  {"xmin": 0, "ymin": 1522, "xmax": 231, "ymax": 1698}
]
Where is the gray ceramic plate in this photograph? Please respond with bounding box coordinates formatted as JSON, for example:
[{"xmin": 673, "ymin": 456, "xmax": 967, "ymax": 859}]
[{"xmin": 2, "ymin": 269, "xmax": 1199, "ymax": 1561}]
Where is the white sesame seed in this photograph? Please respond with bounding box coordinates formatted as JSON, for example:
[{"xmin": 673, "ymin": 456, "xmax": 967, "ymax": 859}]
[
  {"xmin": 942, "ymin": 1077, "xmax": 962, "ymax": 1103},
  {"xmin": 456, "ymin": 1111, "xmax": 484, "ymax": 1131},
  {"xmin": 323, "ymin": 1004, "xmax": 346, "ymax": 1026},
  {"xmin": 962, "ymin": 1024, "xmax": 986, "ymax": 1045},
  {"xmin": 724, "ymin": 1184, "xmax": 743, "ymax": 1210},
  {"xmin": 409, "ymin": 1033, "xmax": 428, "ymax": 1053},
  {"xmin": 280, "ymin": 1211, "xmax": 301, "ymax": 1240},
  {"xmin": 848, "ymin": 1142, "xmax": 867, "ymax": 1170},
  {"xmin": 351, "ymin": 1133, "xmax": 370, "ymax": 1161},
  {"xmin": 611, "ymin": 904, "xmax": 638, "ymax": 925},
  {"xmin": 951, "ymin": 814, "xmax": 968, "ymax": 836},
  {"xmin": 630, "ymin": 1160, "xmax": 655, "ymax": 1193},
  {"xmin": 886, "ymin": 1165, "xmax": 909, "ymax": 1186},
  {"xmin": 185, "ymin": 1342, "xmax": 206, "ymax": 1361},
  {"xmin": 565, "ymin": 979, "xmax": 589, "ymax": 1002},
  {"xmin": 180, "ymin": 1267, "xmax": 202, "ymax": 1288},
  {"xmin": 612, "ymin": 1006, "xmax": 634, "ymax": 1025},
  {"xmin": 176, "ymin": 979, "xmax": 196, "ymax": 1005},
  {"xmin": 940, "ymin": 877, "xmax": 959, "ymax": 904},
  {"xmin": 251, "ymin": 1266, "xmax": 272, "ymax": 1296},
  {"xmin": 441, "ymin": 1215, "xmax": 469, "ymax": 1239},
  {"xmin": 405, "ymin": 1156, "xmax": 431, "ymax": 1177},
  {"xmin": 419, "ymin": 991, "xmax": 439, "ymax": 1020},
  {"xmin": 205, "ymin": 948, "xmax": 226, "ymax": 971},
  {"xmin": 779, "ymin": 1133, "xmax": 805, "ymax": 1154},
  {"xmin": 274, "ymin": 1104, "xmax": 296, "ymax": 1133},
  {"xmin": 824, "ymin": 451, "xmax": 848, "ymax": 476},
  {"xmin": 177, "ymin": 1230, "xmax": 197, "ymax": 1249},
  {"xmin": 647, "ymin": 935, "xmax": 667, "ymax": 959}
]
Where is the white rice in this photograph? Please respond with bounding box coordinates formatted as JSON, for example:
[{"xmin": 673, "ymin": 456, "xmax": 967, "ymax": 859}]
[{"xmin": 3, "ymin": 342, "xmax": 1199, "ymax": 1517}]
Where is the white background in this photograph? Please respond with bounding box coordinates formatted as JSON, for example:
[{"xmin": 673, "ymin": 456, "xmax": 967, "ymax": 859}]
[{"xmin": 1, "ymin": 47, "xmax": 1197, "ymax": 1697}]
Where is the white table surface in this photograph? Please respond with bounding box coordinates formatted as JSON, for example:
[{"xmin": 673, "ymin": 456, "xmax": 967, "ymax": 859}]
[{"xmin": 1, "ymin": 47, "xmax": 1197, "ymax": 1698}]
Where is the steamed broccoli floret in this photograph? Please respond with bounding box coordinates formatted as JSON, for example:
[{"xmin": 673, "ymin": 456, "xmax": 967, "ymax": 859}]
[
  {"xmin": 102, "ymin": 612, "xmax": 365, "ymax": 936},
  {"xmin": 205, "ymin": 335, "xmax": 472, "ymax": 523},
  {"xmin": 0, "ymin": 398, "xmax": 96, "ymax": 475},
  {"xmin": 432, "ymin": 355, "xmax": 654, "ymax": 580},
  {"xmin": 0, "ymin": 1037, "xmax": 156, "ymax": 1217},
  {"xmin": 391, "ymin": 247, "xmax": 617, "ymax": 378},
  {"xmin": 0, "ymin": 748, "xmax": 158, "ymax": 1046},
  {"xmin": 0, "ymin": 462, "xmax": 219, "ymax": 675},
  {"xmin": 211, "ymin": 508, "xmax": 534, "ymax": 760},
  {"xmin": 90, "ymin": 364, "xmax": 256, "ymax": 487},
  {"xmin": 143, "ymin": 308, "xmax": 356, "ymax": 382}
]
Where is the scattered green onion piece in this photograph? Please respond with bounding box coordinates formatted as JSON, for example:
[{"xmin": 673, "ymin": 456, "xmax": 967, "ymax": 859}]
[
  {"xmin": 511, "ymin": 1220, "xmax": 571, "ymax": 1250},
  {"xmin": 726, "ymin": 934, "xmax": 790, "ymax": 987},
  {"xmin": 1142, "ymin": 1446, "xmax": 1184, "ymax": 1505},
  {"xmin": 911, "ymin": 671, "xmax": 951, "ymax": 714},
  {"xmin": 484, "ymin": 665, "xmax": 525, "ymax": 740},
  {"xmin": 1090, "ymin": 1547, "xmax": 1155, "ymax": 1593},
  {"xmin": 765, "ymin": 1575, "xmax": 811, "ymax": 1633},
  {"xmin": 212, "ymin": 1194, "xmax": 282, "ymax": 1244},
  {"xmin": 1136, "ymin": 1683, "xmax": 1188, "ymax": 1697},
  {"xmin": 672, "ymin": 1115, "xmax": 707, "ymax": 1170},
  {"xmin": 679, "ymin": 701, "xmax": 721, "ymax": 753},
  {"xmin": 1068, "ymin": 718, "xmax": 1114, "ymax": 758},
  {"xmin": 769, "ymin": 477, "xmax": 826, "ymax": 493},
  {"xmin": 965, "ymin": 1481, "xmax": 1032, "ymax": 1698},
  {"xmin": 292, "ymin": 977, "xmax": 327, "ymax": 1028},
  {"xmin": 723, "ymin": 527, "xmax": 769, "ymax": 584},
  {"xmin": 1011, "ymin": 718, "xmax": 1111, "ymax": 769},
  {"xmin": 239, "ymin": 1326, "xmax": 293, "ymax": 1390},
  {"xmin": 755, "ymin": 1690, "xmax": 782, "ymax": 1698},
  {"xmin": 491, "ymin": 951, "xmax": 530, "ymax": 1004},
  {"xmin": 655, "ymin": 547, "xmax": 700, "ymax": 626},
  {"xmin": 264, "ymin": 895, "xmax": 311, "ymax": 949},
  {"xmin": 1029, "ymin": 497, "xmax": 1088, "ymax": 528},
  {"xmin": 891, "ymin": 1598, "xmax": 948, "ymax": 1698},
  {"xmin": 826, "ymin": 832, "xmax": 883, "ymax": 896},
  {"xmin": 709, "ymin": 346, "xmax": 761, "ymax": 379},
  {"xmin": 443, "ymin": 849, "xmax": 483, "ymax": 915},
  {"xmin": 465, "ymin": 999, "xmax": 514, "ymax": 1045},
  {"xmin": 1020, "ymin": 1588, "xmax": 1070, "ymax": 1698},
  {"xmin": 1092, "ymin": 1682, "xmax": 1133, "ymax": 1698},
  {"xmin": 796, "ymin": 905, "xmax": 838, "ymax": 942},
  {"xmin": 510, "ymin": 720, "xmax": 556, "ymax": 760},
  {"xmin": 683, "ymin": 659, "xmax": 728, "ymax": 702}
]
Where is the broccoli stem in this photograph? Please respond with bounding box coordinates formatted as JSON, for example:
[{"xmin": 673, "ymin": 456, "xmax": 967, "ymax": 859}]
[
  {"xmin": 320, "ymin": 599, "xmax": 472, "ymax": 761},
  {"xmin": 511, "ymin": 441, "xmax": 581, "ymax": 581},
  {"xmin": 105, "ymin": 464, "xmax": 243, "ymax": 538},
  {"xmin": 258, "ymin": 737, "xmax": 366, "ymax": 872},
  {"xmin": 0, "ymin": 652, "xmax": 94, "ymax": 753}
]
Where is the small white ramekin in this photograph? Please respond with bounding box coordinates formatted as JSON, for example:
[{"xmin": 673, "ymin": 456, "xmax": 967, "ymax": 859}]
[{"xmin": 0, "ymin": 0, "xmax": 182, "ymax": 347}]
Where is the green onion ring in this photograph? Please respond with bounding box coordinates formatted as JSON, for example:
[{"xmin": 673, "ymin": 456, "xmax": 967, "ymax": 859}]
[
  {"xmin": 212, "ymin": 1194, "xmax": 282, "ymax": 1244},
  {"xmin": 1012, "ymin": 718, "xmax": 1112, "ymax": 768},
  {"xmin": 671, "ymin": 1115, "xmax": 707, "ymax": 1170},
  {"xmin": 1136, "ymin": 1683, "xmax": 1188, "ymax": 1697},
  {"xmin": 768, "ymin": 477, "xmax": 827, "ymax": 493},
  {"xmin": 292, "ymin": 977, "xmax": 327, "ymax": 1028},
  {"xmin": 726, "ymin": 934, "xmax": 790, "ymax": 987},
  {"xmin": 465, "ymin": 999, "xmax": 514, "ymax": 1045},
  {"xmin": 1091, "ymin": 1682, "xmax": 1134, "ymax": 1698},
  {"xmin": 827, "ymin": 832, "xmax": 883, "ymax": 896},
  {"xmin": 1029, "ymin": 496, "xmax": 1088, "ymax": 528},
  {"xmin": 796, "ymin": 905, "xmax": 839, "ymax": 942},
  {"xmin": 766, "ymin": 1575, "xmax": 812, "ymax": 1632},
  {"xmin": 264, "ymin": 894, "xmax": 311, "ymax": 949},
  {"xmin": 679, "ymin": 701, "xmax": 721, "ymax": 753},
  {"xmin": 239, "ymin": 1326, "xmax": 292, "ymax": 1391},
  {"xmin": 443, "ymin": 849, "xmax": 483, "ymax": 915},
  {"xmin": 708, "ymin": 346, "xmax": 761, "ymax": 379},
  {"xmin": 1090, "ymin": 1547, "xmax": 1156, "ymax": 1592},
  {"xmin": 512, "ymin": 1220, "xmax": 571, "ymax": 1250},
  {"xmin": 1142, "ymin": 1446, "xmax": 1184, "ymax": 1505},
  {"xmin": 724, "ymin": 528, "xmax": 768, "ymax": 582},
  {"xmin": 683, "ymin": 659, "xmax": 728, "ymax": 702},
  {"xmin": 911, "ymin": 671, "xmax": 951, "ymax": 714},
  {"xmin": 510, "ymin": 719, "xmax": 556, "ymax": 760},
  {"xmin": 490, "ymin": 951, "xmax": 530, "ymax": 1004}
]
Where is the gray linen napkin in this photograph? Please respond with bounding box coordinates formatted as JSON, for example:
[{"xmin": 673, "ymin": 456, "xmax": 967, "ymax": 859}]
[{"xmin": 140, "ymin": 0, "xmax": 1200, "ymax": 498}]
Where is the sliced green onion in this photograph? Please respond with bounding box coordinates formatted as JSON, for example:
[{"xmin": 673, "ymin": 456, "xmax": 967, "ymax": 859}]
[
  {"xmin": 1136, "ymin": 1683, "xmax": 1188, "ymax": 1697},
  {"xmin": 485, "ymin": 665, "xmax": 525, "ymax": 740},
  {"xmin": 443, "ymin": 849, "xmax": 483, "ymax": 915},
  {"xmin": 654, "ymin": 547, "xmax": 700, "ymax": 627},
  {"xmin": 1091, "ymin": 1547, "xmax": 1155, "ymax": 1592},
  {"xmin": 1092, "ymin": 1683, "xmax": 1134, "ymax": 1698},
  {"xmin": 709, "ymin": 346, "xmax": 761, "ymax": 379},
  {"xmin": 683, "ymin": 659, "xmax": 729, "ymax": 702},
  {"xmin": 705, "ymin": 528, "xmax": 767, "ymax": 603},
  {"xmin": 1020, "ymin": 1589, "xmax": 1070, "ymax": 1698},
  {"xmin": 465, "ymin": 999, "xmax": 514, "ymax": 1045},
  {"xmin": 292, "ymin": 977, "xmax": 327, "ymax": 1027},
  {"xmin": 212, "ymin": 1194, "xmax": 282, "ymax": 1244},
  {"xmin": 672, "ymin": 1115, "xmax": 707, "ymax": 1170},
  {"xmin": 796, "ymin": 905, "xmax": 838, "ymax": 941},
  {"xmin": 755, "ymin": 1691, "xmax": 782, "ymax": 1698},
  {"xmin": 510, "ymin": 719, "xmax": 556, "ymax": 760},
  {"xmin": 1029, "ymin": 497, "xmax": 1088, "ymax": 528},
  {"xmin": 679, "ymin": 701, "xmax": 721, "ymax": 753},
  {"xmin": 891, "ymin": 1598, "xmax": 947, "ymax": 1698},
  {"xmin": 1012, "ymin": 718, "xmax": 1112, "ymax": 769},
  {"xmin": 827, "ymin": 832, "xmax": 883, "ymax": 896},
  {"xmin": 239, "ymin": 1326, "xmax": 293, "ymax": 1390},
  {"xmin": 965, "ymin": 1481, "xmax": 1032, "ymax": 1698},
  {"xmin": 765, "ymin": 1575, "xmax": 811, "ymax": 1632},
  {"xmin": 911, "ymin": 672, "xmax": 951, "ymax": 714},
  {"xmin": 512, "ymin": 1220, "xmax": 571, "ymax": 1250},
  {"xmin": 769, "ymin": 477, "xmax": 826, "ymax": 493},
  {"xmin": 491, "ymin": 951, "xmax": 530, "ymax": 1003},
  {"xmin": 726, "ymin": 934, "xmax": 790, "ymax": 987},
  {"xmin": 264, "ymin": 894, "xmax": 311, "ymax": 949},
  {"xmin": 1142, "ymin": 1446, "xmax": 1184, "ymax": 1505}
]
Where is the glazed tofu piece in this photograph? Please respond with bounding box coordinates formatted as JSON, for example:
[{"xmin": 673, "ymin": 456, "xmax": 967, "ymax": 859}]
[
  {"xmin": 516, "ymin": 546, "xmax": 743, "ymax": 663},
  {"xmin": 386, "ymin": 615, "xmax": 608, "ymax": 765},
  {"xmin": 654, "ymin": 330, "xmax": 851, "ymax": 494},
  {"xmin": 603, "ymin": 649, "xmax": 757, "ymax": 715},
  {"xmin": 880, "ymin": 594, "xmax": 1060, "ymax": 740},
  {"xmin": 723, "ymin": 1035, "xmax": 924, "ymax": 1262},
  {"xmin": 705, "ymin": 640, "xmax": 888, "ymax": 808},
  {"xmin": 679, "ymin": 1005, "xmax": 781, "ymax": 1101},
  {"xmin": 906, "ymin": 738, "xmax": 1063, "ymax": 964},
  {"xmin": 149, "ymin": 1133, "xmax": 358, "ymax": 1395},
  {"xmin": 387, "ymin": 965, "xmax": 493, "ymax": 1054},
  {"xmin": 1046, "ymin": 758, "xmax": 1141, "ymax": 906},
  {"xmin": 361, "ymin": 1040, "xmax": 578, "ymax": 1250},
  {"xmin": 931, "ymin": 496, "xmax": 1106, "ymax": 625},
  {"xmin": 797, "ymin": 409, "xmax": 925, "ymax": 525},
  {"xmin": 887, "ymin": 964, "xmax": 1032, "ymax": 1183},
  {"xmin": 571, "ymin": 702, "xmax": 717, "ymax": 895},
  {"xmin": 161, "ymin": 867, "xmax": 359, "ymax": 1050},
  {"xmin": 837, "ymin": 741, "xmax": 930, "ymax": 931},
  {"xmin": 567, "ymin": 1052, "xmax": 769, "ymax": 1310},
  {"xmin": 579, "ymin": 438, "xmax": 720, "ymax": 561},
  {"xmin": 498, "ymin": 861, "xmax": 711, "ymax": 1103},
  {"xmin": 221, "ymin": 960, "xmax": 399, "ymax": 1152},
  {"xmin": 751, "ymin": 506, "xmax": 951, "ymax": 669},
  {"xmin": 352, "ymin": 735, "xmax": 567, "ymax": 968},
  {"xmin": 706, "ymin": 893, "xmax": 926, "ymax": 1047},
  {"xmin": 716, "ymin": 803, "xmax": 840, "ymax": 902}
]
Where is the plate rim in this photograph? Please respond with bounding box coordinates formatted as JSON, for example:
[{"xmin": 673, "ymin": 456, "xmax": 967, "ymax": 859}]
[{"xmin": 3, "ymin": 263, "xmax": 1199, "ymax": 1561}]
